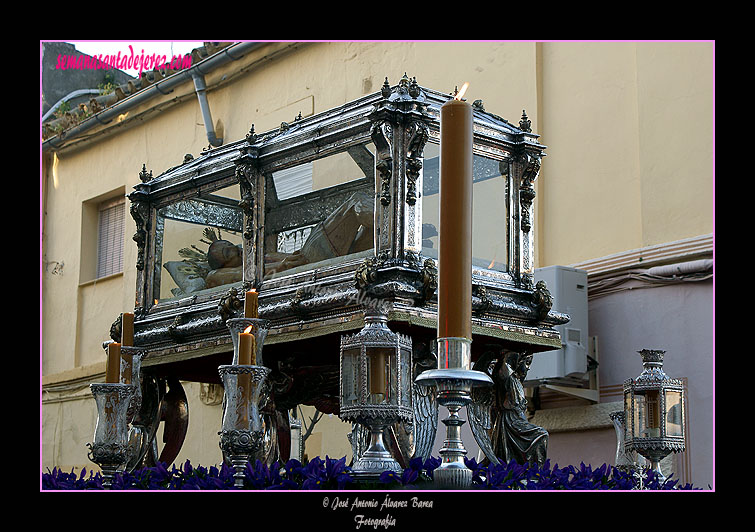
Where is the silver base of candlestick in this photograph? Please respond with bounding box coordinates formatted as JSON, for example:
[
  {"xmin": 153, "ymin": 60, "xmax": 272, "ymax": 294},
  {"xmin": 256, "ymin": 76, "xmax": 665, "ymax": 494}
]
[
  {"xmin": 220, "ymin": 430, "xmax": 264, "ymax": 488},
  {"xmin": 415, "ymin": 338, "xmax": 493, "ymax": 490},
  {"xmin": 434, "ymin": 386, "xmax": 474, "ymax": 489}
]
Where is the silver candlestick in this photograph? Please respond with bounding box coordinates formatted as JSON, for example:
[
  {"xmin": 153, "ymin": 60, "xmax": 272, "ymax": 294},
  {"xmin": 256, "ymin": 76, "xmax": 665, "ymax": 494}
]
[
  {"xmin": 415, "ymin": 337, "xmax": 492, "ymax": 489},
  {"xmin": 87, "ymin": 382, "xmax": 136, "ymax": 489},
  {"xmin": 219, "ymin": 315, "xmax": 272, "ymax": 487},
  {"xmin": 218, "ymin": 364, "xmax": 271, "ymax": 488},
  {"xmin": 118, "ymin": 346, "xmax": 151, "ymax": 472}
]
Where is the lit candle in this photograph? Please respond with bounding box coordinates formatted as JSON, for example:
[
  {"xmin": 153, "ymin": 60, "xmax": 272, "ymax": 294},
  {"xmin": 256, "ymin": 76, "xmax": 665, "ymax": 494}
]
[
  {"xmin": 238, "ymin": 325, "xmax": 256, "ymax": 366},
  {"xmin": 120, "ymin": 312, "xmax": 135, "ymax": 384},
  {"xmin": 438, "ymin": 83, "xmax": 473, "ymax": 341},
  {"xmin": 369, "ymin": 350, "xmax": 387, "ymax": 396},
  {"xmin": 244, "ymin": 289, "xmax": 258, "ymax": 318},
  {"xmin": 121, "ymin": 312, "xmax": 134, "ymax": 346},
  {"xmin": 106, "ymin": 342, "xmax": 121, "ymax": 383},
  {"xmin": 237, "ymin": 328, "xmax": 254, "ymax": 429},
  {"xmin": 237, "ymin": 325, "xmax": 255, "ymax": 430}
]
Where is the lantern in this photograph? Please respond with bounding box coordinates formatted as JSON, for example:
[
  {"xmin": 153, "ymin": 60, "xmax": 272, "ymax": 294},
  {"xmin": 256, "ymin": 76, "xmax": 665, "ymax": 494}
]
[
  {"xmin": 623, "ymin": 349, "xmax": 685, "ymax": 483},
  {"xmin": 339, "ymin": 310, "xmax": 412, "ymax": 480}
]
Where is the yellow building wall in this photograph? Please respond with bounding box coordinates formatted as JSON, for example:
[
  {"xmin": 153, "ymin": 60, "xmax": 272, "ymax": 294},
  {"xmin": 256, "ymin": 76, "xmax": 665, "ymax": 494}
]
[
  {"xmin": 536, "ymin": 41, "xmax": 713, "ymax": 266},
  {"xmin": 41, "ymin": 41, "xmax": 714, "ymax": 473}
]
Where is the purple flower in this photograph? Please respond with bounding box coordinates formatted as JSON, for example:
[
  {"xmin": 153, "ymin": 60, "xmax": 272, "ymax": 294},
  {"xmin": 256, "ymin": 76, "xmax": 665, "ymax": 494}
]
[{"xmin": 42, "ymin": 456, "xmax": 696, "ymax": 490}]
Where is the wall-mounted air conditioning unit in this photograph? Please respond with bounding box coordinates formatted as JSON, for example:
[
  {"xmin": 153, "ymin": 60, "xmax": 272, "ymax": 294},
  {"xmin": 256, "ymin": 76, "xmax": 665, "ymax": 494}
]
[{"xmin": 526, "ymin": 265, "xmax": 589, "ymax": 384}]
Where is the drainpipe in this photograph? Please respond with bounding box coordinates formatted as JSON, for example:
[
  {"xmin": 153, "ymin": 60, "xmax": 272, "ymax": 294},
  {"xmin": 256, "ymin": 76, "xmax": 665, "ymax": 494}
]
[{"xmin": 192, "ymin": 72, "xmax": 222, "ymax": 147}]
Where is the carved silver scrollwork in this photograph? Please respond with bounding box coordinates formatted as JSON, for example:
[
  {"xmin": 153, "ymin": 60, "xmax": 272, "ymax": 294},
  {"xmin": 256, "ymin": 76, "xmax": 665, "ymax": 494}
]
[
  {"xmin": 405, "ymin": 121, "xmax": 429, "ymax": 206},
  {"xmin": 371, "ymin": 120, "xmax": 393, "ymax": 206},
  {"xmin": 130, "ymin": 199, "xmax": 149, "ymax": 272},
  {"xmin": 519, "ymin": 152, "xmax": 540, "ymax": 233},
  {"xmin": 235, "ymin": 161, "xmax": 258, "ymax": 241},
  {"xmin": 420, "ymin": 257, "xmax": 438, "ymax": 302}
]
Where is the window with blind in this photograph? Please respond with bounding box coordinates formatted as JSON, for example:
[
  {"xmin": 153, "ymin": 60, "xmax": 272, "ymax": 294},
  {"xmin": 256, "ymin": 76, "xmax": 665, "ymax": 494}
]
[{"xmin": 96, "ymin": 197, "xmax": 125, "ymax": 278}]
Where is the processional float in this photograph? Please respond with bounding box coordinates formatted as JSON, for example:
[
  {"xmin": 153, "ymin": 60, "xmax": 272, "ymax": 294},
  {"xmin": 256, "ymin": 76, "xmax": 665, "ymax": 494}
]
[{"xmin": 89, "ymin": 74, "xmax": 568, "ymax": 488}]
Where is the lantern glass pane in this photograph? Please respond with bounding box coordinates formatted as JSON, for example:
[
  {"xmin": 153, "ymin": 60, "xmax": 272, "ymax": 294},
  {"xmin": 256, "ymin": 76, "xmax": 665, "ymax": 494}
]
[
  {"xmin": 665, "ymin": 390, "xmax": 683, "ymax": 437},
  {"xmin": 400, "ymin": 349, "xmax": 411, "ymax": 408},
  {"xmin": 624, "ymin": 389, "xmax": 632, "ymax": 440},
  {"xmin": 632, "ymin": 391, "xmax": 645, "ymax": 439},
  {"xmin": 341, "ymin": 348, "xmax": 360, "ymax": 407},
  {"xmin": 635, "ymin": 390, "xmax": 662, "ymax": 438},
  {"xmin": 367, "ymin": 347, "xmax": 392, "ymax": 404},
  {"xmin": 644, "ymin": 389, "xmax": 661, "ymax": 437},
  {"xmin": 388, "ymin": 349, "xmax": 397, "ymax": 402}
]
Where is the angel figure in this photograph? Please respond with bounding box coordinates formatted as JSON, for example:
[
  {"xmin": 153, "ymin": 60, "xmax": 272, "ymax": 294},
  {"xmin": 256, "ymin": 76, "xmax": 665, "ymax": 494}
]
[
  {"xmin": 469, "ymin": 348, "xmax": 548, "ymax": 467},
  {"xmin": 493, "ymin": 351, "xmax": 548, "ymax": 466}
]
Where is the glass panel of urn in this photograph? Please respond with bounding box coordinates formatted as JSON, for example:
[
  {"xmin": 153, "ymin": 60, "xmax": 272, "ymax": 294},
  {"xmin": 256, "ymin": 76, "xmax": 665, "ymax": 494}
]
[
  {"xmin": 154, "ymin": 184, "xmax": 244, "ymax": 302},
  {"xmin": 263, "ymin": 142, "xmax": 375, "ymax": 279},
  {"xmin": 421, "ymin": 142, "xmax": 508, "ymax": 272}
]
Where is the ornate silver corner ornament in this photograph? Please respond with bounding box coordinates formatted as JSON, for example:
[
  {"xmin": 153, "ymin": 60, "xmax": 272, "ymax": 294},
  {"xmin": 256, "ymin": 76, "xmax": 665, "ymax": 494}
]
[
  {"xmin": 217, "ymin": 285, "xmax": 245, "ymax": 324},
  {"xmin": 472, "ymin": 284, "xmax": 494, "ymax": 315},
  {"xmin": 369, "ymin": 73, "xmax": 431, "ymax": 210},
  {"xmin": 138, "ymin": 163, "xmax": 153, "ymax": 183},
  {"xmin": 354, "ymin": 251, "xmax": 438, "ymax": 305},
  {"xmin": 519, "ymin": 110, "xmax": 532, "ymax": 133},
  {"xmin": 532, "ymin": 280, "xmax": 553, "ymax": 322}
]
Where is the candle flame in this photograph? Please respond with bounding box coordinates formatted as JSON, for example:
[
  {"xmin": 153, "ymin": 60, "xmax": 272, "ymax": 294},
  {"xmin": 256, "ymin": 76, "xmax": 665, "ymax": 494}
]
[
  {"xmin": 244, "ymin": 325, "xmax": 253, "ymax": 334},
  {"xmin": 454, "ymin": 82, "xmax": 470, "ymax": 101}
]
